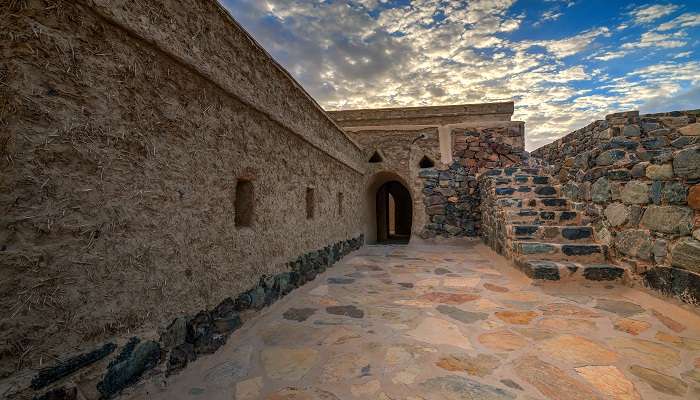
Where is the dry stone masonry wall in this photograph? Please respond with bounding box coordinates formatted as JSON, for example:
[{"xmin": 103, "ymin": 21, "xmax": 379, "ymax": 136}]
[
  {"xmin": 532, "ymin": 110, "xmax": 700, "ymax": 304},
  {"xmin": 420, "ymin": 124, "xmax": 525, "ymax": 239}
]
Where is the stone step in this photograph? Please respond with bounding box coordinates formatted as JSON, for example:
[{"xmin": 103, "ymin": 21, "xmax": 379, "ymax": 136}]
[
  {"xmin": 483, "ymin": 167, "xmax": 544, "ymax": 178},
  {"xmin": 495, "ymin": 197, "xmax": 573, "ymax": 211},
  {"xmin": 514, "ymin": 259, "xmax": 628, "ymax": 282},
  {"xmin": 494, "ymin": 175, "xmax": 553, "ymax": 186},
  {"xmin": 512, "ymin": 241, "xmax": 608, "ymax": 263},
  {"xmin": 506, "ymin": 209, "xmax": 584, "ymax": 226},
  {"xmin": 508, "ymin": 225, "xmax": 594, "ymax": 243},
  {"xmin": 494, "ymin": 185, "xmax": 560, "ymax": 198}
]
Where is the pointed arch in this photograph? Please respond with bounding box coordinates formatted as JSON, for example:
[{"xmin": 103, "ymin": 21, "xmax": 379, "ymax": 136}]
[
  {"xmin": 369, "ymin": 150, "xmax": 383, "ymax": 163},
  {"xmin": 419, "ymin": 155, "xmax": 435, "ymax": 168}
]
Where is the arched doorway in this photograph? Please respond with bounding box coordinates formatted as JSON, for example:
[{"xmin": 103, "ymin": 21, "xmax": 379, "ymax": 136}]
[{"xmin": 376, "ymin": 181, "xmax": 412, "ymax": 244}]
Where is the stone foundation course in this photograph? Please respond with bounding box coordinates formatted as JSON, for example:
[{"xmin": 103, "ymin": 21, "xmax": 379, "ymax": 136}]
[{"xmin": 22, "ymin": 235, "xmax": 363, "ymax": 399}]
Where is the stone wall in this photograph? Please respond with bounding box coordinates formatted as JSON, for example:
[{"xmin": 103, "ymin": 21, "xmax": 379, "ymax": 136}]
[
  {"xmin": 532, "ymin": 110, "xmax": 700, "ymax": 304},
  {"xmin": 334, "ymin": 105, "xmax": 524, "ymax": 242},
  {"xmin": 0, "ymin": 0, "xmax": 365, "ymax": 394},
  {"xmin": 420, "ymin": 124, "xmax": 525, "ymax": 239}
]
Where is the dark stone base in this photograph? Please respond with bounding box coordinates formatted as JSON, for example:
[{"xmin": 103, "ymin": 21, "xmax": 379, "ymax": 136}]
[
  {"xmin": 643, "ymin": 266, "xmax": 700, "ymax": 305},
  {"xmin": 31, "ymin": 343, "xmax": 116, "ymax": 389},
  {"xmin": 31, "ymin": 235, "xmax": 365, "ymax": 399}
]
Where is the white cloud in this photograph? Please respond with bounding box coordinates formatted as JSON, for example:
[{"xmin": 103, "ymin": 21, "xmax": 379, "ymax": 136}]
[
  {"xmin": 534, "ymin": 10, "xmax": 563, "ymax": 26},
  {"xmin": 629, "ymin": 4, "xmax": 680, "ymax": 24},
  {"xmin": 225, "ymin": 0, "xmax": 699, "ymax": 151},
  {"xmin": 622, "ymin": 30, "xmax": 687, "ymax": 49},
  {"xmin": 593, "ymin": 50, "xmax": 628, "ymax": 61},
  {"xmin": 658, "ymin": 13, "xmax": 700, "ymax": 31}
]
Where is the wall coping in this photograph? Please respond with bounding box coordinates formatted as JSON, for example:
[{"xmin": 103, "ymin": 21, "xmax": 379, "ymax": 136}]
[{"xmin": 328, "ymin": 102, "xmax": 515, "ymax": 127}]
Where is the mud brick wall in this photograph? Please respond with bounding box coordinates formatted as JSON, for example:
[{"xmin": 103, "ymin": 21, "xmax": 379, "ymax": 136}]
[
  {"xmin": 0, "ymin": 0, "xmax": 366, "ymax": 393},
  {"xmin": 532, "ymin": 110, "xmax": 700, "ymax": 304},
  {"xmin": 419, "ymin": 124, "xmax": 525, "ymax": 239}
]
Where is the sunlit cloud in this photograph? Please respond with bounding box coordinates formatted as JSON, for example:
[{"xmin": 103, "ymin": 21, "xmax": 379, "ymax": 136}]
[{"xmin": 224, "ymin": 0, "xmax": 700, "ymax": 151}]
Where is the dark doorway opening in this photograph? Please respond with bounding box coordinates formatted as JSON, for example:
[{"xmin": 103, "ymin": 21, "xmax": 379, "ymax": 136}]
[{"xmin": 376, "ymin": 181, "xmax": 412, "ymax": 244}]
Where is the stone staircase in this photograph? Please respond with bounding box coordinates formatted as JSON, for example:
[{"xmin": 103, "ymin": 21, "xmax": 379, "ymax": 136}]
[{"xmin": 481, "ymin": 167, "xmax": 629, "ymax": 282}]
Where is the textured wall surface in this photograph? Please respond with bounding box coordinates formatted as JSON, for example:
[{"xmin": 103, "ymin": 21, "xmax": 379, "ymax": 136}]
[
  {"xmin": 0, "ymin": 0, "xmax": 365, "ymax": 387},
  {"xmin": 335, "ymin": 106, "xmax": 524, "ymax": 241},
  {"xmin": 532, "ymin": 110, "xmax": 700, "ymax": 304}
]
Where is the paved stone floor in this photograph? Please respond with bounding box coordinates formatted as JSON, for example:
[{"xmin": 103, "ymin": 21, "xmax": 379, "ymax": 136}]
[{"xmin": 126, "ymin": 242, "xmax": 700, "ymax": 400}]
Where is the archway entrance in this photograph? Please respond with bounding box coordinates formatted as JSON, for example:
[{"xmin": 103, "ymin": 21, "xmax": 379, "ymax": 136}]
[{"xmin": 376, "ymin": 181, "xmax": 412, "ymax": 244}]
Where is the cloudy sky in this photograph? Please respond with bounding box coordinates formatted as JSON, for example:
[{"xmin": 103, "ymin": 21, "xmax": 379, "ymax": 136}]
[{"xmin": 223, "ymin": 0, "xmax": 700, "ymax": 150}]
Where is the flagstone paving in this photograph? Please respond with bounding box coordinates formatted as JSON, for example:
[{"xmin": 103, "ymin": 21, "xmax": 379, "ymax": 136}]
[{"xmin": 124, "ymin": 242, "xmax": 700, "ymax": 400}]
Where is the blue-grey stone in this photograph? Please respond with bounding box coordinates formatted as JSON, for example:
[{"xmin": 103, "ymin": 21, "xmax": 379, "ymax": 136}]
[
  {"xmin": 673, "ymin": 147, "xmax": 700, "ymax": 179},
  {"xmin": 562, "ymin": 245, "xmax": 602, "ymax": 256},
  {"xmin": 592, "ymin": 177, "xmax": 610, "ymax": 203},
  {"xmin": 671, "ymin": 238, "xmax": 700, "ymax": 273},
  {"xmin": 562, "ymin": 227, "xmax": 593, "ymax": 240},
  {"xmin": 535, "ymin": 186, "xmax": 557, "ymax": 196},
  {"xmin": 607, "ymin": 169, "xmax": 631, "ymax": 181},
  {"xmin": 597, "ymin": 149, "xmax": 626, "ymax": 166},
  {"xmin": 623, "ymin": 125, "xmax": 641, "ymax": 137},
  {"xmin": 519, "ymin": 243, "xmax": 556, "ymax": 254}
]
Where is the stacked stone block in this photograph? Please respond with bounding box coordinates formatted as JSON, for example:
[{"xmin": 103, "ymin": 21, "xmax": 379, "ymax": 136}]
[
  {"xmin": 419, "ymin": 125, "xmax": 525, "ymax": 239},
  {"xmin": 479, "ymin": 167, "xmax": 625, "ymax": 282},
  {"xmin": 532, "ymin": 110, "xmax": 700, "ymax": 304}
]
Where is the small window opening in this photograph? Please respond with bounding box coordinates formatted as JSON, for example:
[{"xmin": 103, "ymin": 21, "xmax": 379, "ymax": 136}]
[
  {"xmin": 369, "ymin": 151, "xmax": 383, "ymax": 163},
  {"xmin": 306, "ymin": 187, "xmax": 315, "ymax": 219},
  {"xmin": 235, "ymin": 179, "xmax": 254, "ymax": 227},
  {"xmin": 419, "ymin": 156, "xmax": 435, "ymax": 168},
  {"xmin": 338, "ymin": 192, "xmax": 344, "ymax": 216}
]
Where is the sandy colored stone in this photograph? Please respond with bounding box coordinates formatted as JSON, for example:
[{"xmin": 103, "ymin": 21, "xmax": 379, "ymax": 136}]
[
  {"xmin": 483, "ymin": 283, "xmax": 509, "ymax": 292},
  {"xmin": 236, "ymin": 377, "xmax": 263, "ymax": 400},
  {"xmin": 537, "ymin": 318, "xmax": 596, "ymax": 332},
  {"xmin": 609, "ymin": 338, "xmax": 681, "ymax": 369},
  {"xmin": 613, "ymin": 318, "xmax": 651, "ymax": 336},
  {"xmin": 651, "ymin": 309, "xmax": 686, "ymax": 332},
  {"xmin": 629, "ymin": 365, "xmax": 688, "ymax": 397},
  {"xmin": 538, "ymin": 334, "xmax": 618, "ymax": 365},
  {"xmin": 575, "ymin": 366, "xmax": 640, "ymax": 400},
  {"xmin": 654, "ymin": 331, "xmax": 700, "ymax": 350},
  {"xmin": 682, "ymin": 368, "xmax": 700, "ymax": 384},
  {"xmin": 495, "ymin": 310, "xmax": 538, "ymax": 325},
  {"xmin": 261, "ymin": 347, "xmax": 319, "ymax": 381},
  {"xmin": 322, "ymin": 327, "xmax": 362, "ymax": 346},
  {"xmin": 513, "ymin": 355, "xmax": 603, "ymax": 400},
  {"xmin": 478, "ymin": 330, "xmax": 528, "ymax": 351},
  {"xmin": 443, "ymin": 276, "xmax": 481, "ymax": 288},
  {"xmin": 499, "ymin": 291, "xmax": 540, "ymax": 302},
  {"xmin": 392, "ymin": 369, "xmax": 418, "ymax": 385},
  {"xmin": 350, "ymin": 380, "xmax": 381, "ymax": 397},
  {"xmin": 266, "ymin": 387, "xmax": 340, "ymax": 400},
  {"xmin": 418, "ymin": 292, "xmax": 480, "ymax": 304},
  {"xmin": 405, "ymin": 317, "xmax": 473, "ymax": 350},
  {"xmin": 594, "ymin": 299, "xmax": 644, "ymax": 317},
  {"xmin": 420, "ymin": 375, "xmax": 515, "ymax": 400},
  {"xmin": 471, "ymin": 298, "xmax": 503, "ymax": 310},
  {"xmin": 436, "ymin": 353, "xmax": 501, "ymax": 377},
  {"xmin": 538, "ymin": 303, "xmax": 601, "ymax": 318},
  {"xmin": 679, "ymin": 122, "xmax": 700, "ymax": 136},
  {"xmin": 321, "ymin": 352, "xmax": 371, "ymax": 383},
  {"xmin": 309, "ymin": 285, "xmax": 329, "ymax": 296},
  {"xmin": 414, "ymin": 277, "xmax": 441, "ymax": 288}
]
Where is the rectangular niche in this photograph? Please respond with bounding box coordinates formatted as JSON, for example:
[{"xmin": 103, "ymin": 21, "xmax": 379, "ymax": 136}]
[
  {"xmin": 306, "ymin": 187, "xmax": 315, "ymax": 219},
  {"xmin": 338, "ymin": 192, "xmax": 344, "ymax": 216},
  {"xmin": 235, "ymin": 179, "xmax": 254, "ymax": 227}
]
